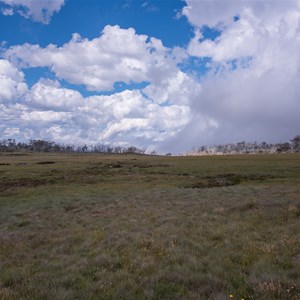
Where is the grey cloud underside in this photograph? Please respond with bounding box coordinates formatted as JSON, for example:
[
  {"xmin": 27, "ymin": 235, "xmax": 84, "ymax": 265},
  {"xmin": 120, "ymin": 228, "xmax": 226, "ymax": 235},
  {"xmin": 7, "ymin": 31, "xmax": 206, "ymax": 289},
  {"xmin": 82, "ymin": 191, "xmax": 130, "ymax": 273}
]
[
  {"xmin": 1, "ymin": 1, "xmax": 300, "ymax": 152},
  {"xmin": 163, "ymin": 0, "xmax": 300, "ymax": 152}
]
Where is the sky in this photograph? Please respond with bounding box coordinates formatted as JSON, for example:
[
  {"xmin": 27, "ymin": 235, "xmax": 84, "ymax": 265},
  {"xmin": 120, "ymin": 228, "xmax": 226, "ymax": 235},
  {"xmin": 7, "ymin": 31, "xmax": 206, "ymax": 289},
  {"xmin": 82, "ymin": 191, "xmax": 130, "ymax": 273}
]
[{"xmin": 0, "ymin": 0, "xmax": 300, "ymax": 153}]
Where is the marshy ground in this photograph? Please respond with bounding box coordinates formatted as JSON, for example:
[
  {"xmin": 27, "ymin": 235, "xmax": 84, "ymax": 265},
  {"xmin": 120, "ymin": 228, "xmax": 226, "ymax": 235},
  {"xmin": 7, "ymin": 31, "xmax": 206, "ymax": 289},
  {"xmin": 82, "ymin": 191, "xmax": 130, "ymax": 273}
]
[{"xmin": 0, "ymin": 153, "xmax": 299, "ymax": 299}]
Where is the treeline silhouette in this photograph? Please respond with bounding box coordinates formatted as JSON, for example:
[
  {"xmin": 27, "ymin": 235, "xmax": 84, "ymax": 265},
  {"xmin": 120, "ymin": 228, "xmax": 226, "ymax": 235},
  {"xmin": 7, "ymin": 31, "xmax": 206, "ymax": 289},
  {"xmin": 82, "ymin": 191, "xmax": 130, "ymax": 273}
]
[
  {"xmin": 186, "ymin": 135, "xmax": 300, "ymax": 155},
  {"xmin": 0, "ymin": 139, "xmax": 146, "ymax": 154},
  {"xmin": 1, "ymin": 135, "xmax": 299, "ymax": 155}
]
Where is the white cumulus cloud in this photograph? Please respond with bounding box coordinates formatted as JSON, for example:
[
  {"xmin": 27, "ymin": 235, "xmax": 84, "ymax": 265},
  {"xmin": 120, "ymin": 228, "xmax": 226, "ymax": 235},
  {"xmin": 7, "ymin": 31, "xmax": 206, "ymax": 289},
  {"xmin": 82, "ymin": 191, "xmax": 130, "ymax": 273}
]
[
  {"xmin": 0, "ymin": 72, "xmax": 191, "ymax": 150},
  {"xmin": 1, "ymin": 25, "xmax": 196, "ymax": 150},
  {"xmin": 4, "ymin": 25, "xmax": 200, "ymax": 106},
  {"xmin": 29, "ymin": 79, "xmax": 83, "ymax": 110},
  {"xmin": 182, "ymin": 0, "xmax": 300, "ymax": 29},
  {"xmin": 0, "ymin": 0, "xmax": 65, "ymax": 23},
  {"xmin": 185, "ymin": 0, "xmax": 300, "ymax": 65},
  {"xmin": 5, "ymin": 26, "xmax": 162, "ymax": 91},
  {"xmin": 0, "ymin": 59, "xmax": 27, "ymax": 102}
]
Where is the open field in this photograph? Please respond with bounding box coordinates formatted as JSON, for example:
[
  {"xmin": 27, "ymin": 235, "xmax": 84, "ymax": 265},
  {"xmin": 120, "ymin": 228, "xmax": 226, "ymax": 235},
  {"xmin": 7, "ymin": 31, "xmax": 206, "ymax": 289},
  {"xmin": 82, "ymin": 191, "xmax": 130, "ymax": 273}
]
[{"xmin": 0, "ymin": 152, "xmax": 300, "ymax": 299}]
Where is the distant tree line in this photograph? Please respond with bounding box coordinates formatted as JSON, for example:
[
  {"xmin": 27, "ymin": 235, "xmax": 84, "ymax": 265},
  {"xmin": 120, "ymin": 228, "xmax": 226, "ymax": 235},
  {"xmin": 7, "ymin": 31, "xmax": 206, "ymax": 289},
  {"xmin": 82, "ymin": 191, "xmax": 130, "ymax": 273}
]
[
  {"xmin": 1, "ymin": 135, "xmax": 299, "ymax": 155},
  {"xmin": 186, "ymin": 135, "xmax": 300, "ymax": 156},
  {"xmin": 0, "ymin": 139, "xmax": 147, "ymax": 154}
]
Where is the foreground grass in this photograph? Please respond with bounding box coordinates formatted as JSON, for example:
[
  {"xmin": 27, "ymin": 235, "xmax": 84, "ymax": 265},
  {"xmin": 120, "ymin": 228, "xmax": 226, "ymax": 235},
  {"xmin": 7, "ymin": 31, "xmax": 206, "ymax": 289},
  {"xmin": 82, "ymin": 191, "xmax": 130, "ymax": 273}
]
[{"xmin": 0, "ymin": 153, "xmax": 299, "ymax": 299}]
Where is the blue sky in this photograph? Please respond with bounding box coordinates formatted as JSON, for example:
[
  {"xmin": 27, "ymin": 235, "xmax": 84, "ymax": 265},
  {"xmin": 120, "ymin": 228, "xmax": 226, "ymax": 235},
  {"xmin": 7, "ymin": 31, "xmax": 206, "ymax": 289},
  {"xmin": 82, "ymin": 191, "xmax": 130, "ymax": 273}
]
[
  {"xmin": 0, "ymin": 0, "xmax": 300, "ymax": 153},
  {"xmin": 0, "ymin": 1, "xmax": 192, "ymax": 48}
]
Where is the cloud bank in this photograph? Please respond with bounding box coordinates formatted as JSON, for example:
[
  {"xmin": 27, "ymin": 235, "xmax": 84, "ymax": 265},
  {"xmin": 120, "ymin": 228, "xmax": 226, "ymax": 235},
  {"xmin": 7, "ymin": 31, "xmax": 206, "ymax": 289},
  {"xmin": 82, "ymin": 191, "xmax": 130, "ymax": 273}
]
[
  {"xmin": 162, "ymin": 0, "xmax": 300, "ymax": 152},
  {"xmin": 0, "ymin": 70, "xmax": 191, "ymax": 149}
]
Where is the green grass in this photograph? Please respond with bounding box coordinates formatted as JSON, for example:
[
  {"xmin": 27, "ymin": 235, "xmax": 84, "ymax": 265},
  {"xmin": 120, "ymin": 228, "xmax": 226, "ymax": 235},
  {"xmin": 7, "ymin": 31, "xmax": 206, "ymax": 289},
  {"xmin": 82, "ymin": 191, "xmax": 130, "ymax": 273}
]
[{"xmin": 0, "ymin": 153, "xmax": 300, "ymax": 299}]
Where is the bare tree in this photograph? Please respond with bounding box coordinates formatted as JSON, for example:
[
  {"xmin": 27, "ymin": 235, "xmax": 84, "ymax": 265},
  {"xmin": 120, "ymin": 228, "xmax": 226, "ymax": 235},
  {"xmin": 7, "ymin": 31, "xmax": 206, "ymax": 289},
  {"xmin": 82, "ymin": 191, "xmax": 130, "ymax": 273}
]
[{"xmin": 291, "ymin": 135, "xmax": 300, "ymax": 152}]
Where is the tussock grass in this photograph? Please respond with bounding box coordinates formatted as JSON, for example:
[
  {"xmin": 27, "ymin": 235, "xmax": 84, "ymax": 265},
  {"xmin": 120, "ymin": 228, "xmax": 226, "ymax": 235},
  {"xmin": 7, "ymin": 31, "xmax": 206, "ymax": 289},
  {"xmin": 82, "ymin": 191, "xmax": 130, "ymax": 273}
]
[{"xmin": 0, "ymin": 153, "xmax": 300, "ymax": 299}]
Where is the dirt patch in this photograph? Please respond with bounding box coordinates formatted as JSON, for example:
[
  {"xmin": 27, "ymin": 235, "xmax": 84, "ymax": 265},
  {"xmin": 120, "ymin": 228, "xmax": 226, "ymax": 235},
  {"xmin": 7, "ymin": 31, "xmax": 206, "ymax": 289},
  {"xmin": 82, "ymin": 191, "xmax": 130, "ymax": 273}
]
[
  {"xmin": 3, "ymin": 153, "xmax": 29, "ymax": 156},
  {"xmin": 79, "ymin": 162, "xmax": 170, "ymax": 175},
  {"xmin": 185, "ymin": 173, "xmax": 278, "ymax": 189},
  {"xmin": 132, "ymin": 163, "xmax": 170, "ymax": 168},
  {"xmin": 106, "ymin": 163, "xmax": 122, "ymax": 168},
  {"xmin": 0, "ymin": 179, "xmax": 48, "ymax": 192},
  {"xmin": 36, "ymin": 161, "xmax": 55, "ymax": 165}
]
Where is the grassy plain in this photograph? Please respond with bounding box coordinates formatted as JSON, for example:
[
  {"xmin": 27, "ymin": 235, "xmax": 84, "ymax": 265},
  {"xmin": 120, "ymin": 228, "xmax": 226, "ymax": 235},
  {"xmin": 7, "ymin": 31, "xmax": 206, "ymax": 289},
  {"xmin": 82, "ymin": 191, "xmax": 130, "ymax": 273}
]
[{"xmin": 0, "ymin": 152, "xmax": 299, "ymax": 299}]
